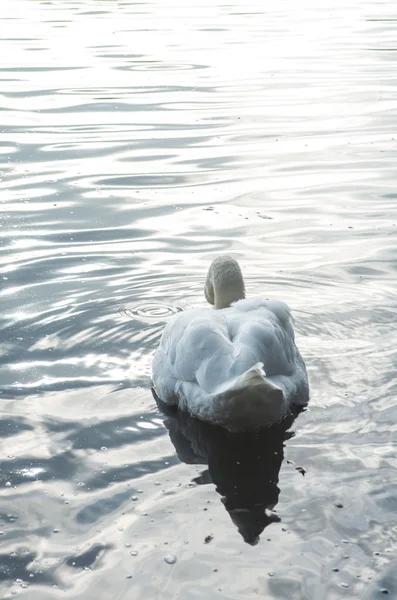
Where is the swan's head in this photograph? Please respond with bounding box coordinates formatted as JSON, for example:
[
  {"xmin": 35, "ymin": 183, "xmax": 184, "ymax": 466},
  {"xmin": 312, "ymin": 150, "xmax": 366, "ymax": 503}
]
[{"xmin": 204, "ymin": 255, "xmax": 245, "ymax": 310}]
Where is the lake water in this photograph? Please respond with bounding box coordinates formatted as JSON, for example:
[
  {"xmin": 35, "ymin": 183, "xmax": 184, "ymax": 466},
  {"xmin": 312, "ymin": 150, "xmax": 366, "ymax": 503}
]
[{"xmin": 1, "ymin": 0, "xmax": 397, "ymax": 598}]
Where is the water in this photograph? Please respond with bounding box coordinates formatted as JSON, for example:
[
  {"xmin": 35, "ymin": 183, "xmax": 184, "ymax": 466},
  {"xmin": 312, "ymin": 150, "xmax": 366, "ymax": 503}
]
[{"xmin": 1, "ymin": 0, "xmax": 397, "ymax": 597}]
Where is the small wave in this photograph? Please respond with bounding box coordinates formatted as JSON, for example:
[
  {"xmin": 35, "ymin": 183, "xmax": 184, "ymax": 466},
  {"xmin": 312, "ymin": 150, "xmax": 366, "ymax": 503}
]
[{"xmin": 119, "ymin": 302, "xmax": 185, "ymax": 323}]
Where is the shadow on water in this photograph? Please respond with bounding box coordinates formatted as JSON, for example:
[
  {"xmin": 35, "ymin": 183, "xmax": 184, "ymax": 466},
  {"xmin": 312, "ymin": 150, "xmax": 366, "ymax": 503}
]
[{"xmin": 154, "ymin": 391, "xmax": 304, "ymax": 546}]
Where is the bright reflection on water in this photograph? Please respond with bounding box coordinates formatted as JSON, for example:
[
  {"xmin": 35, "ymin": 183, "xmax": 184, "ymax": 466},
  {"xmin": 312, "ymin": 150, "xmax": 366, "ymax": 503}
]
[{"xmin": 1, "ymin": 0, "xmax": 397, "ymax": 597}]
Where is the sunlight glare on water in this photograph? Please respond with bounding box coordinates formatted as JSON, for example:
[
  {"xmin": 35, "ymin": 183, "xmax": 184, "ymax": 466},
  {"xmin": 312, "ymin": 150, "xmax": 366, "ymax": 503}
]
[{"xmin": 1, "ymin": 0, "xmax": 397, "ymax": 598}]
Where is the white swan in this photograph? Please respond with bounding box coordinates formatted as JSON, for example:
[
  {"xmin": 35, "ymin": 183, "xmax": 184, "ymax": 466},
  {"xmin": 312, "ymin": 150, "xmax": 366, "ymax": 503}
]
[{"xmin": 152, "ymin": 256, "xmax": 309, "ymax": 431}]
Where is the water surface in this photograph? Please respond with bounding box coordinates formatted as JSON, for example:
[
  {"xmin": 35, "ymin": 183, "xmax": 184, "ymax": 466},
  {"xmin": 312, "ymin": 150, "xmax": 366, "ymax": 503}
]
[{"xmin": 1, "ymin": 0, "xmax": 397, "ymax": 598}]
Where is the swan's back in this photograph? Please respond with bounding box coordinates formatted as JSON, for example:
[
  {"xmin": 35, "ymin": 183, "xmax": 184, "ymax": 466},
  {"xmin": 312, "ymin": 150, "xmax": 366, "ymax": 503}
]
[{"xmin": 153, "ymin": 297, "xmax": 306, "ymax": 409}]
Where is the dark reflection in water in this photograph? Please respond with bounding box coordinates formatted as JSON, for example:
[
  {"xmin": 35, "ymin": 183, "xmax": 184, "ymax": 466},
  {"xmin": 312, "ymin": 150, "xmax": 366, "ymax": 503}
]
[{"xmin": 157, "ymin": 394, "xmax": 303, "ymax": 546}]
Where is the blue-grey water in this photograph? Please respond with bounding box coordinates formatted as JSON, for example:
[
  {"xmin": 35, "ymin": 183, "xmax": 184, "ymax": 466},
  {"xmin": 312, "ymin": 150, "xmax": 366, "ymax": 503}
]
[{"xmin": 1, "ymin": 0, "xmax": 397, "ymax": 598}]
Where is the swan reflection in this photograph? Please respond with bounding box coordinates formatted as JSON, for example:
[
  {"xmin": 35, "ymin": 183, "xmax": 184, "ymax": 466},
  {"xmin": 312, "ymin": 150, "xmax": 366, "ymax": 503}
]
[{"xmin": 155, "ymin": 392, "xmax": 303, "ymax": 545}]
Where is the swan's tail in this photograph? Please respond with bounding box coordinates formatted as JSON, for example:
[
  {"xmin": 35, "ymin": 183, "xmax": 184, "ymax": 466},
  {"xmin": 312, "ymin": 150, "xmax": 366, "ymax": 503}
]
[{"xmin": 176, "ymin": 363, "xmax": 288, "ymax": 432}]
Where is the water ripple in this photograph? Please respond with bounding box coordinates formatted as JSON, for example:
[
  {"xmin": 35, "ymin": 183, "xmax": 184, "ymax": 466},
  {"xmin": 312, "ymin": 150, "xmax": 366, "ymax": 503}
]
[{"xmin": 119, "ymin": 302, "xmax": 185, "ymax": 323}]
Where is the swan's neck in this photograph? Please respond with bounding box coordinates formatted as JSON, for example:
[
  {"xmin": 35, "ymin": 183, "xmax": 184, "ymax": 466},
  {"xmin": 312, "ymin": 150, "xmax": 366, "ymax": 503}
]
[{"xmin": 204, "ymin": 256, "xmax": 245, "ymax": 309}]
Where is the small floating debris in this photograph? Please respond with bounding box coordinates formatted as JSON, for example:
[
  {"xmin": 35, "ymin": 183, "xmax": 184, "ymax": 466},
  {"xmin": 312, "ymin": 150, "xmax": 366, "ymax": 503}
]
[
  {"xmin": 295, "ymin": 467, "xmax": 306, "ymax": 476},
  {"xmin": 335, "ymin": 501, "xmax": 344, "ymax": 508},
  {"xmin": 204, "ymin": 535, "xmax": 213, "ymax": 544},
  {"xmin": 164, "ymin": 554, "xmax": 177, "ymax": 565}
]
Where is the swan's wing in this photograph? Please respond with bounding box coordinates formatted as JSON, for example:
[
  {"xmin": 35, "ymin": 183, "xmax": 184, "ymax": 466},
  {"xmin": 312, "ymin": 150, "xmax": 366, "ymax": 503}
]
[
  {"xmin": 227, "ymin": 298, "xmax": 298, "ymax": 378},
  {"xmin": 153, "ymin": 308, "xmax": 235, "ymax": 399}
]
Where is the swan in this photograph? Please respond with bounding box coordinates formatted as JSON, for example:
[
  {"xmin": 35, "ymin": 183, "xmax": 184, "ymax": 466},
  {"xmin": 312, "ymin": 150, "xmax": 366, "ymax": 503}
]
[{"xmin": 152, "ymin": 255, "xmax": 309, "ymax": 431}]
